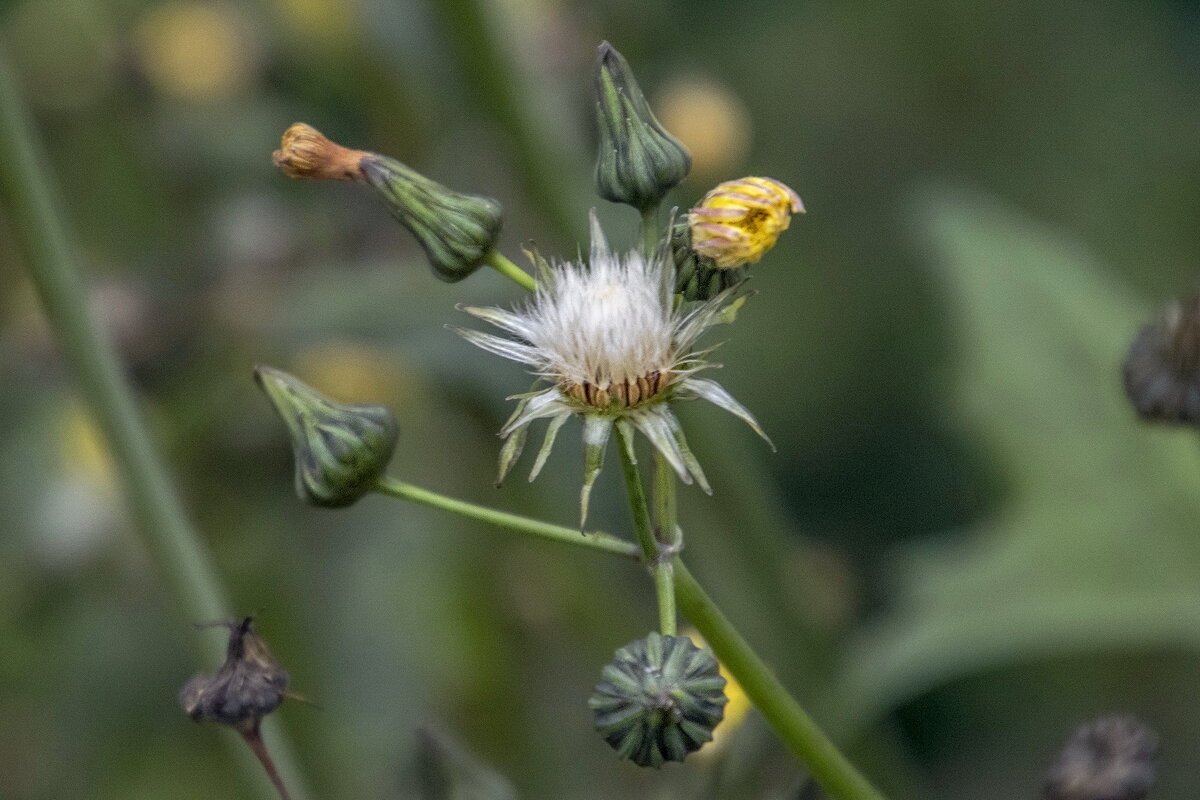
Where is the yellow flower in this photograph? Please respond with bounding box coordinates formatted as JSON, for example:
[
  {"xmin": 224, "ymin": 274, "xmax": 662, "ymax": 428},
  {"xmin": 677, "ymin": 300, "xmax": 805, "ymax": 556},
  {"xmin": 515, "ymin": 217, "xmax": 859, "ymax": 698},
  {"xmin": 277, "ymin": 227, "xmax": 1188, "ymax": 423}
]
[{"xmin": 688, "ymin": 176, "xmax": 804, "ymax": 268}]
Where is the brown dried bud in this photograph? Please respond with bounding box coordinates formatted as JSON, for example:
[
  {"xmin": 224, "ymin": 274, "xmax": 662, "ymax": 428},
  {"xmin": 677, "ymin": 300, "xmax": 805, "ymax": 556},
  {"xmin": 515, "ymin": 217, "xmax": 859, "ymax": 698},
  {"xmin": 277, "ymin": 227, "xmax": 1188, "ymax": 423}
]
[
  {"xmin": 1123, "ymin": 293, "xmax": 1200, "ymax": 423},
  {"xmin": 272, "ymin": 123, "xmax": 368, "ymax": 182},
  {"xmin": 179, "ymin": 617, "xmax": 290, "ymax": 731},
  {"xmin": 1044, "ymin": 715, "xmax": 1158, "ymax": 800}
]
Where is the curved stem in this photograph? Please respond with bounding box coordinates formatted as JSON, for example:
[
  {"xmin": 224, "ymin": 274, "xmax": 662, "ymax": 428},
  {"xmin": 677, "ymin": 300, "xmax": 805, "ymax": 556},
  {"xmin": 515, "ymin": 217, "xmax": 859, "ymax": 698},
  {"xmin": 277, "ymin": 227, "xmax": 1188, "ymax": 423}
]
[
  {"xmin": 373, "ymin": 476, "xmax": 640, "ymax": 559},
  {"xmin": 241, "ymin": 724, "xmax": 293, "ymax": 800},
  {"xmin": 615, "ymin": 426, "xmax": 677, "ymax": 635},
  {"xmin": 674, "ymin": 560, "xmax": 886, "ymax": 800},
  {"xmin": 0, "ymin": 51, "xmax": 310, "ymax": 800},
  {"xmin": 484, "ymin": 250, "xmax": 537, "ymax": 292}
]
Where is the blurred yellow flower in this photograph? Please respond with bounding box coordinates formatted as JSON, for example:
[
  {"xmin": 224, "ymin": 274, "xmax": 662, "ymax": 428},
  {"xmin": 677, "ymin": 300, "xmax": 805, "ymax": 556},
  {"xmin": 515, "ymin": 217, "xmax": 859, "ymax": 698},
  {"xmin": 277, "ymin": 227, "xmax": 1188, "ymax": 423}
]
[
  {"xmin": 688, "ymin": 176, "xmax": 804, "ymax": 268},
  {"xmin": 656, "ymin": 79, "xmax": 752, "ymax": 179},
  {"xmin": 134, "ymin": 2, "xmax": 257, "ymax": 101},
  {"xmin": 58, "ymin": 401, "xmax": 115, "ymax": 493},
  {"xmin": 275, "ymin": 0, "xmax": 356, "ymax": 43},
  {"xmin": 292, "ymin": 341, "xmax": 406, "ymax": 405}
]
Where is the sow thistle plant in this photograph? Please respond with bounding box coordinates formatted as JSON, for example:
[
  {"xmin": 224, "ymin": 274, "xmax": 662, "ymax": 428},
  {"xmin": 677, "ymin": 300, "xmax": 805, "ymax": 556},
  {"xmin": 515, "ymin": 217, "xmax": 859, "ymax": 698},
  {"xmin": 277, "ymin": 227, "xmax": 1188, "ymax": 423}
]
[{"xmin": 255, "ymin": 41, "xmax": 885, "ymax": 800}]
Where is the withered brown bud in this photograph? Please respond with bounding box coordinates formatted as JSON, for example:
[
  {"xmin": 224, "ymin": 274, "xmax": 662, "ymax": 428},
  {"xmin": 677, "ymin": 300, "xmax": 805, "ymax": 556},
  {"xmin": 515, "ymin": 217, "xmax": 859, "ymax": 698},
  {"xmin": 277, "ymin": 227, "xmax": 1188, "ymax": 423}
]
[
  {"xmin": 179, "ymin": 617, "xmax": 290, "ymax": 730},
  {"xmin": 1044, "ymin": 715, "xmax": 1158, "ymax": 800},
  {"xmin": 1123, "ymin": 293, "xmax": 1200, "ymax": 423},
  {"xmin": 272, "ymin": 123, "xmax": 368, "ymax": 182}
]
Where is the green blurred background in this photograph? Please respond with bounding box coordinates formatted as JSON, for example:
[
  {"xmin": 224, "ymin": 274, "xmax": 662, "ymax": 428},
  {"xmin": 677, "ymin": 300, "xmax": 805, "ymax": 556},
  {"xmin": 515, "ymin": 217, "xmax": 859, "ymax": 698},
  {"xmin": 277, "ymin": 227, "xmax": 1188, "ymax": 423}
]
[{"xmin": 4, "ymin": 0, "xmax": 1200, "ymax": 797}]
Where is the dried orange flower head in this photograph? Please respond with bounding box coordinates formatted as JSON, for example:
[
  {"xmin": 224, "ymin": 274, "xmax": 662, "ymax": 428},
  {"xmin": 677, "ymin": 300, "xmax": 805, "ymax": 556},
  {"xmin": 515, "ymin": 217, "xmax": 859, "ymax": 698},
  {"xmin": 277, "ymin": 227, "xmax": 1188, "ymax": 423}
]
[
  {"xmin": 688, "ymin": 177, "xmax": 803, "ymax": 268},
  {"xmin": 272, "ymin": 123, "xmax": 366, "ymax": 181}
]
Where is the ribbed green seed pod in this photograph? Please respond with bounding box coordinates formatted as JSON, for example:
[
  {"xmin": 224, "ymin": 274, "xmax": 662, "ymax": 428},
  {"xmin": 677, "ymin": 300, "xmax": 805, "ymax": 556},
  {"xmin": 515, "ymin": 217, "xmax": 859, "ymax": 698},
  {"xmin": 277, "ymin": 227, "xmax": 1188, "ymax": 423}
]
[
  {"xmin": 360, "ymin": 155, "xmax": 503, "ymax": 283},
  {"xmin": 589, "ymin": 632, "xmax": 727, "ymax": 768},
  {"xmin": 593, "ymin": 42, "xmax": 691, "ymax": 211},
  {"xmin": 255, "ymin": 366, "xmax": 398, "ymax": 508},
  {"xmin": 272, "ymin": 123, "xmax": 503, "ymax": 283}
]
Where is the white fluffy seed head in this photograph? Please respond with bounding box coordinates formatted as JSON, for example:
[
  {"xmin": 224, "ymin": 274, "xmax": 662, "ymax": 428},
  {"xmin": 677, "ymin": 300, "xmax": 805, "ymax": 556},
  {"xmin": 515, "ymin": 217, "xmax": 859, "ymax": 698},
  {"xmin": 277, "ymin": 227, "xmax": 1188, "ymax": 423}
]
[{"xmin": 525, "ymin": 249, "xmax": 675, "ymax": 388}]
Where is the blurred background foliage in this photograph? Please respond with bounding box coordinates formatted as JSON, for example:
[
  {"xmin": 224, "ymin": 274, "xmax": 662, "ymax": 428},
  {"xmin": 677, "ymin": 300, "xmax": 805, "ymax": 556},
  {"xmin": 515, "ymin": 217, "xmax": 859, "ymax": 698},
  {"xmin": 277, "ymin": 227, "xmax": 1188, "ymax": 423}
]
[{"xmin": 2, "ymin": 0, "xmax": 1200, "ymax": 797}]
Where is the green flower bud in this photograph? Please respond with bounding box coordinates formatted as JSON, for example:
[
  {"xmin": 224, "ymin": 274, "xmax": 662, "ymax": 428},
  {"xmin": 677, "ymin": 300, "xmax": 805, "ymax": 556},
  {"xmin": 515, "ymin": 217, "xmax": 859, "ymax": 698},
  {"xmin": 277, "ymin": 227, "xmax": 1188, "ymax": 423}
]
[
  {"xmin": 359, "ymin": 155, "xmax": 503, "ymax": 283},
  {"xmin": 589, "ymin": 632, "xmax": 727, "ymax": 768},
  {"xmin": 179, "ymin": 617, "xmax": 289, "ymax": 731},
  {"xmin": 272, "ymin": 123, "xmax": 503, "ymax": 283},
  {"xmin": 255, "ymin": 365, "xmax": 398, "ymax": 507},
  {"xmin": 594, "ymin": 41, "xmax": 691, "ymax": 211}
]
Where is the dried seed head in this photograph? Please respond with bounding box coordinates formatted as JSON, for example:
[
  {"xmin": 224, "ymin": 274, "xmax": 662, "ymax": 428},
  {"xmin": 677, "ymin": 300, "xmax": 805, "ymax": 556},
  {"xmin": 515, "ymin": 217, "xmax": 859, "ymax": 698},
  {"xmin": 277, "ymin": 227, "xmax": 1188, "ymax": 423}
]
[
  {"xmin": 1044, "ymin": 715, "xmax": 1158, "ymax": 800},
  {"xmin": 272, "ymin": 123, "xmax": 367, "ymax": 182},
  {"xmin": 179, "ymin": 617, "xmax": 290, "ymax": 730},
  {"xmin": 255, "ymin": 365, "xmax": 399, "ymax": 507},
  {"xmin": 1123, "ymin": 293, "xmax": 1200, "ymax": 423},
  {"xmin": 589, "ymin": 632, "xmax": 728, "ymax": 768},
  {"xmin": 687, "ymin": 176, "xmax": 803, "ymax": 269}
]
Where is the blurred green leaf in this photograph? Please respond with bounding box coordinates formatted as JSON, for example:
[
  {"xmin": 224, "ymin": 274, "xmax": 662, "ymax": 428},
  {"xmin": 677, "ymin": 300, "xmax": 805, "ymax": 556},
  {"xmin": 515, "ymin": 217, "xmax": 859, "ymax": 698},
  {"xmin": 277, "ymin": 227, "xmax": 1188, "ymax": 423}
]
[
  {"xmin": 843, "ymin": 188, "xmax": 1200, "ymax": 723},
  {"xmin": 416, "ymin": 726, "xmax": 517, "ymax": 800}
]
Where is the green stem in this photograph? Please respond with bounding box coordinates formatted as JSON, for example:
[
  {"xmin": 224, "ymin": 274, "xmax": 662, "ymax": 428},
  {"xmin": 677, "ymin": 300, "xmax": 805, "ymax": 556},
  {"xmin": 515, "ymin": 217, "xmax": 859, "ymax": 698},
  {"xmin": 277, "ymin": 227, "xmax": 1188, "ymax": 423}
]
[
  {"xmin": 674, "ymin": 560, "xmax": 886, "ymax": 800},
  {"xmin": 651, "ymin": 453, "xmax": 680, "ymax": 638},
  {"xmin": 0, "ymin": 52, "xmax": 311, "ymax": 800},
  {"xmin": 652, "ymin": 453, "xmax": 679, "ymax": 548},
  {"xmin": 640, "ymin": 204, "xmax": 661, "ymax": 257},
  {"xmin": 372, "ymin": 476, "xmax": 640, "ymax": 559},
  {"xmin": 615, "ymin": 426, "xmax": 677, "ymax": 635},
  {"xmin": 484, "ymin": 250, "xmax": 537, "ymax": 292},
  {"xmin": 371, "ymin": 471, "xmax": 881, "ymax": 799}
]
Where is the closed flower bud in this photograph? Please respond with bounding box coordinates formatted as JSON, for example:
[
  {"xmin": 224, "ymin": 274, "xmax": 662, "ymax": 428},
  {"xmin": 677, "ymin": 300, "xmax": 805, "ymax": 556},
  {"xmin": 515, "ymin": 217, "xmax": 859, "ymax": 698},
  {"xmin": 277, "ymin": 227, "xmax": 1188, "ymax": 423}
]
[
  {"xmin": 589, "ymin": 632, "xmax": 727, "ymax": 768},
  {"xmin": 594, "ymin": 41, "xmax": 691, "ymax": 211},
  {"xmin": 1123, "ymin": 293, "xmax": 1200, "ymax": 423},
  {"xmin": 179, "ymin": 617, "xmax": 289, "ymax": 730},
  {"xmin": 359, "ymin": 155, "xmax": 503, "ymax": 282},
  {"xmin": 688, "ymin": 176, "xmax": 803, "ymax": 268},
  {"xmin": 255, "ymin": 365, "xmax": 398, "ymax": 507},
  {"xmin": 1044, "ymin": 715, "xmax": 1158, "ymax": 800},
  {"xmin": 273, "ymin": 124, "xmax": 503, "ymax": 282}
]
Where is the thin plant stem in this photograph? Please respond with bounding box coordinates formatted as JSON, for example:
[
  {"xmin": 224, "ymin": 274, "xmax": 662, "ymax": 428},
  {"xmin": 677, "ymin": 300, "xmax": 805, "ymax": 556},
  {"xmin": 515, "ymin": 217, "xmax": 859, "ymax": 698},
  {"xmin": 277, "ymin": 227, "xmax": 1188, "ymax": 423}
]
[
  {"xmin": 653, "ymin": 453, "xmax": 679, "ymax": 548},
  {"xmin": 651, "ymin": 452, "xmax": 679, "ymax": 636},
  {"xmin": 373, "ymin": 476, "xmax": 640, "ymax": 559},
  {"xmin": 640, "ymin": 204, "xmax": 661, "ymax": 257},
  {"xmin": 615, "ymin": 425, "xmax": 677, "ymax": 635},
  {"xmin": 241, "ymin": 723, "xmax": 293, "ymax": 800},
  {"xmin": 0, "ymin": 51, "xmax": 311, "ymax": 800},
  {"xmin": 673, "ymin": 560, "xmax": 887, "ymax": 800},
  {"xmin": 484, "ymin": 250, "xmax": 537, "ymax": 292}
]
